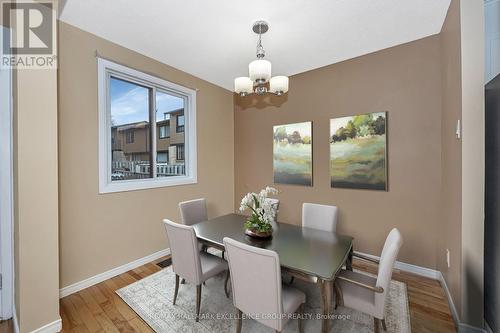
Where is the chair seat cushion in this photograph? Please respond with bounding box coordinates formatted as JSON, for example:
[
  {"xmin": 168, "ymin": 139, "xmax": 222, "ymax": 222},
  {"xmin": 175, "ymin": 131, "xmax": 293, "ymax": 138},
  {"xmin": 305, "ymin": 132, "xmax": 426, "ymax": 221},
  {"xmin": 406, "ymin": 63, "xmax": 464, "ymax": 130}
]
[
  {"xmin": 337, "ymin": 270, "xmax": 377, "ymax": 317},
  {"xmin": 282, "ymin": 284, "xmax": 306, "ymax": 316},
  {"xmin": 200, "ymin": 252, "xmax": 228, "ymax": 281}
]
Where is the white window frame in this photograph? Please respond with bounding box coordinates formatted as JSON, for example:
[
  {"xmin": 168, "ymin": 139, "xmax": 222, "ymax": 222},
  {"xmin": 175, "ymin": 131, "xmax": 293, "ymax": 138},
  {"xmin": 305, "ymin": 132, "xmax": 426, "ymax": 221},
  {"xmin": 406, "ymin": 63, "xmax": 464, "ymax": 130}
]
[{"xmin": 98, "ymin": 58, "xmax": 197, "ymax": 193}]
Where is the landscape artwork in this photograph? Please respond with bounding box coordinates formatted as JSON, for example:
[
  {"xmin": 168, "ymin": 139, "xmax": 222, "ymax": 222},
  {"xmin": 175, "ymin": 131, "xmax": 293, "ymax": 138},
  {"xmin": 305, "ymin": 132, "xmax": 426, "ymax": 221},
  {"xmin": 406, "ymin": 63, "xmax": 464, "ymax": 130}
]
[
  {"xmin": 273, "ymin": 122, "xmax": 313, "ymax": 186},
  {"xmin": 330, "ymin": 112, "xmax": 387, "ymax": 190}
]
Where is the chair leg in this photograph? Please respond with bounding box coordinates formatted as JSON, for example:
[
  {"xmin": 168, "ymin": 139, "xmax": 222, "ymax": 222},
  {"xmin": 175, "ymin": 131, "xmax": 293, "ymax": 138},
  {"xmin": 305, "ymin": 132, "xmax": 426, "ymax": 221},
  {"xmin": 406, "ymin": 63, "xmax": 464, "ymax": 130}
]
[
  {"xmin": 195, "ymin": 284, "xmax": 202, "ymax": 322},
  {"xmin": 298, "ymin": 303, "xmax": 305, "ymax": 333},
  {"xmin": 224, "ymin": 270, "xmax": 230, "ymax": 298},
  {"xmin": 173, "ymin": 274, "xmax": 179, "ymax": 305},
  {"xmin": 236, "ymin": 309, "xmax": 242, "ymax": 333},
  {"xmin": 374, "ymin": 318, "xmax": 380, "ymax": 333},
  {"xmin": 381, "ymin": 318, "xmax": 387, "ymax": 331}
]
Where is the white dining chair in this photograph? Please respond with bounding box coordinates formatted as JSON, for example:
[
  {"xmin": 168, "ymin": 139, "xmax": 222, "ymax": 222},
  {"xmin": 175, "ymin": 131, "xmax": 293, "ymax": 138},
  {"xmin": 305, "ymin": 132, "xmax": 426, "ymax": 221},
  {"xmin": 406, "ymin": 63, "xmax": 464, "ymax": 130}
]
[
  {"xmin": 302, "ymin": 203, "xmax": 338, "ymax": 232},
  {"xmin": 162, "ymin": 219, "xmax": 230, "ymax": 322},
  {"xmin": 223, "ymin": 237, "xmax": 305, "ymax": 333},
  {"xmin": 179, "ymin": 198, "xmax": 208, "ymax": 225},
  {"xmin": 335, "ymin": 228, "xmax": 403, "ymax": 332},
  {"xmin": 179, "ymin": 198, "xmax": 224, "ymax": 259}
]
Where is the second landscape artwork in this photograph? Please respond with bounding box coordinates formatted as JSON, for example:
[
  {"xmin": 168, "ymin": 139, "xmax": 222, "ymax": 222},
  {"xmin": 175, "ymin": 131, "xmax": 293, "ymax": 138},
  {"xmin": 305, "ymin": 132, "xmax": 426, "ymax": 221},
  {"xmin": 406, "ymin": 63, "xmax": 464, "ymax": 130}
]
[
  {"xmin": 330, "ymin": 112, "xmax": 387, "ymax": 190},
  {"xmin": 273, "ymin": 122, "xmax": 313, "ymax": 186}
]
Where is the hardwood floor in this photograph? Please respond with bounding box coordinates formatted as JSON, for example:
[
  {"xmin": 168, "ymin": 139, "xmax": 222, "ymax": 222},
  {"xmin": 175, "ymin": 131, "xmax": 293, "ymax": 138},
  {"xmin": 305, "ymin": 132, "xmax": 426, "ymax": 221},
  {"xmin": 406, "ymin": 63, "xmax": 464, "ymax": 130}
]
[
  {"xmin": 0, "ymin": 256, "xmax": 457, "ymax": 333},
  {"xmin": 0, "ymin": 320, "xmax": 13, "ymax": 333}
]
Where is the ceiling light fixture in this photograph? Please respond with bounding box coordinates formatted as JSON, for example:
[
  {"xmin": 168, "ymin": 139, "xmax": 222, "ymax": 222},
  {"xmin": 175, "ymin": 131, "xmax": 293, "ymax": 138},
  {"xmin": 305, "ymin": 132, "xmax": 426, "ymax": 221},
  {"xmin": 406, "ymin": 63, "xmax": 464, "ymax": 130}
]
[{"xmin": 234, "ymin": 21, "xmax": 289, "ymax": 97}]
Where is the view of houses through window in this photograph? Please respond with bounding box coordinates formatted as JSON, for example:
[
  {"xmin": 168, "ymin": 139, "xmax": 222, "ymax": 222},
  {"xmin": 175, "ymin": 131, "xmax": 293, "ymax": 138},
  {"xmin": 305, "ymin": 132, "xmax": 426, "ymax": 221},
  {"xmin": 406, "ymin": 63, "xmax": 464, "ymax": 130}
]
[{"xmin": 110, "ymin": 77, "xmax": 186, "ymax": 181}]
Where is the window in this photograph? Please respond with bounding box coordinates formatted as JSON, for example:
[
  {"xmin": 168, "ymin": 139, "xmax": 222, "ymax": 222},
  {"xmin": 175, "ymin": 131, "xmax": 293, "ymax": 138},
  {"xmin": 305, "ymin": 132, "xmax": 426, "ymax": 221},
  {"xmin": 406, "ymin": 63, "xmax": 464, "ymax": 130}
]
[
  {"xmin": 176, "ymin": 114, "xmax": 185, "ymax": 132},
  {"xmin": 98, "ymin": 58, "xmax": 197, "ymax": 193},
  {"xmin": 157, "ymin": 151, "xmax": 168, "ymax": 163},
  {"xmin": 175, "ymin": 144, "xmax": 185, "ymax": 161},
  {"xmin": 125, "ymin": 130, "xmax": 135, "ymax": 143},
  {"xmin": 159, "ymin": 124, "xmax": 170, "ymax": 139}
]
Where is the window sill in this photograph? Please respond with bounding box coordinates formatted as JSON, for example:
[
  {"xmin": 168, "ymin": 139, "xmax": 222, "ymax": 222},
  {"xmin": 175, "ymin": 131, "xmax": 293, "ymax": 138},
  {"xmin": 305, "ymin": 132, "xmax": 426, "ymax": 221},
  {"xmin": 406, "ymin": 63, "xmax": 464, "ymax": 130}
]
[{"xmin": 99, "ymin": 175, "xmax": 197, "ymax": 194}]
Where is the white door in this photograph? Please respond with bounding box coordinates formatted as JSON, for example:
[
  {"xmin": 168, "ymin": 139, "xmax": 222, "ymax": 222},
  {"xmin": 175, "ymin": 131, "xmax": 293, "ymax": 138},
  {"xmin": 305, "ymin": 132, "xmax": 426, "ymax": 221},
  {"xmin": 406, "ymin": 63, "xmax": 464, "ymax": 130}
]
[{"xmin": 0, "ymin": 25, "xmax": 14, "ymax": 320}]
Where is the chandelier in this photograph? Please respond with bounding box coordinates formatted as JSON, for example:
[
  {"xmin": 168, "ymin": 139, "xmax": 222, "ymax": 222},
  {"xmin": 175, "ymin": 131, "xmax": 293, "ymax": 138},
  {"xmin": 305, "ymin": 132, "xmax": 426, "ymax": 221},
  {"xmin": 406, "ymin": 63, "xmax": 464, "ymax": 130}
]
[{"xmin": 234, "ymin": 21, "xmax": 289, "ymax": 97}]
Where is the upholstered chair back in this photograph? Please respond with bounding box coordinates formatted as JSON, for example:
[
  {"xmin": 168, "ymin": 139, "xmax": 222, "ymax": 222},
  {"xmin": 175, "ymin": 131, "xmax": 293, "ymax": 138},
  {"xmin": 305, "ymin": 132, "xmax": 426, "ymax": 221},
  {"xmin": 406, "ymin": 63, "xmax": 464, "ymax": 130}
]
[
  {"xmin": 302, "ymin": 203, "xmax": 338, "ymax": 232},
  {"xmin": 374, "ymin": 228, "xmax": 403, "ymax": 318},
  {"xmin": 163, "ymin": 219, "xmax": 203, "ymax": 285},
  {"xmin": 223, "ymin": 237, "xmax": 284, "ymax": 331},
  {"xmin": 179, "ymin": 198, "xmax": 208, "ymax": 225}
]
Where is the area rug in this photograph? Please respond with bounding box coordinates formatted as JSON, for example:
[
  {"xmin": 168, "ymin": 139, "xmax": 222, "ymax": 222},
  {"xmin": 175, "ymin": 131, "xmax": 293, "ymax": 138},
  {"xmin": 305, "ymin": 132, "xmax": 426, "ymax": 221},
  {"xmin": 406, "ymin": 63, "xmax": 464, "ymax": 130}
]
[{"xmin": 116, "ymin": 266, "xmax": 411, "ymax": 333}]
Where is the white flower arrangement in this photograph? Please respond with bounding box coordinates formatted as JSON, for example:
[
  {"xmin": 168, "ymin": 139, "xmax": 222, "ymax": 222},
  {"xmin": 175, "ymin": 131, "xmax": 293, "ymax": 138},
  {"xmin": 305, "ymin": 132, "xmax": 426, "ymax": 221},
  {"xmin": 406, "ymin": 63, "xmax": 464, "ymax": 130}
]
[{"xmin": 240, "ymin": 186, "xmax": 279, "ymax": 233}]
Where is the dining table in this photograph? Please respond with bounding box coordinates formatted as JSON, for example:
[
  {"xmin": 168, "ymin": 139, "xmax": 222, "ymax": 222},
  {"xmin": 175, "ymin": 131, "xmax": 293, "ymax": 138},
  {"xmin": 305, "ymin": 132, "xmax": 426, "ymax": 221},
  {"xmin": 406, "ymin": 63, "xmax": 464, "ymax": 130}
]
[{"xmin": 192, "ymin": 213, "xmax": 354, "ymax": 333}]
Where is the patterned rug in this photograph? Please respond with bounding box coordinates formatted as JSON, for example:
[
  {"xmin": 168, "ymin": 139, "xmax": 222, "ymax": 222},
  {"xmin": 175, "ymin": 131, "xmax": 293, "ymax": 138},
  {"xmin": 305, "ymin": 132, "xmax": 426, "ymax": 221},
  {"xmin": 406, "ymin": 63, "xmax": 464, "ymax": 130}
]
[{"xmin": 116, "ymin": 266, "xmax": 411, "ymax": 332}]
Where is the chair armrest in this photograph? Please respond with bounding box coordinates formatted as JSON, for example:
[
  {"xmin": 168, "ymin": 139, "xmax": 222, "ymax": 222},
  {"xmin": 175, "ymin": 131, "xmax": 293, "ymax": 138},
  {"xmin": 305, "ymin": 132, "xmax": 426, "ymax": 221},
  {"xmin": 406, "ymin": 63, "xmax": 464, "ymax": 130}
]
[
  {"xmin": 336, "ymin": 275, "xmax": 384, "ymax": 293},
  {"xmin": 353, "ymin": 252, "xmax": 380, "ymax": 265}
]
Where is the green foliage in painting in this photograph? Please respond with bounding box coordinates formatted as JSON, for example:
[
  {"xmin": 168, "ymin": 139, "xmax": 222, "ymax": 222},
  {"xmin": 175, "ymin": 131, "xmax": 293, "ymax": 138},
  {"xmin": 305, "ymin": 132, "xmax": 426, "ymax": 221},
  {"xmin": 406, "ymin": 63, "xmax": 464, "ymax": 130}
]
[
  {"xmin": 274, "ymin": 126, "xmax": 288, "ymax": 142},
  {"xmin": 330, "ymin": 112, "xmax": 387, "ymax": 191},
  {"xmin": 331, "ymin": 114, "xmax": 386, "ymax": 143}
]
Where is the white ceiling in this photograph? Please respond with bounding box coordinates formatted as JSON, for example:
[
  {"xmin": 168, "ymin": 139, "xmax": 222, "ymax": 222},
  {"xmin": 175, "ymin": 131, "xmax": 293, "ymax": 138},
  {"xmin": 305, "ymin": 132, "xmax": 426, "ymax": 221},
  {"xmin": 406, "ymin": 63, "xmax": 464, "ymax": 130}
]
[{"xmin": 60, "ymin": 0, "xmax": 451, "ymax": 91}]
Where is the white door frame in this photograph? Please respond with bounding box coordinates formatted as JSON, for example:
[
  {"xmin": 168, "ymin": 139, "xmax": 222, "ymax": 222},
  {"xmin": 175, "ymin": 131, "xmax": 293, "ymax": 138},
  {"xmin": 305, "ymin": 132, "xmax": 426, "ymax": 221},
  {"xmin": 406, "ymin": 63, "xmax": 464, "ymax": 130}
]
[{"xmin": 0, "ymin": 25, "xmax": 14, "ymax": 320}]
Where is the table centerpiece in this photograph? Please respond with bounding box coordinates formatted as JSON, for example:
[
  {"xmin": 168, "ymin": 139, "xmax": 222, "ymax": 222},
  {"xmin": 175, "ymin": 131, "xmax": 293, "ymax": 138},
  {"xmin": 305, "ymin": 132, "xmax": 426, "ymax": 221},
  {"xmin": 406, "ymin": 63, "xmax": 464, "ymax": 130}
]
[{"xmin": 239, "ymin": 186, "xmax": 279, "ymax": 239}]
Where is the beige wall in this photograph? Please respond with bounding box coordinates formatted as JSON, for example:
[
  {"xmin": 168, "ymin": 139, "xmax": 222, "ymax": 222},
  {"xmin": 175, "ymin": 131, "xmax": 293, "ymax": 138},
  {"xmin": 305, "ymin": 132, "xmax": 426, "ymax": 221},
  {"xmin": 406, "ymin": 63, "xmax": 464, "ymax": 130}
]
[
  {"xmin": 13, "ymin": 66, "xmax": 60, "ymax": 331},
  {"xmin": 58, "ymin": 22, "xmax": 234, "ymax": 288},
  {"xmin": 235, "ymin": 36, "xmax": 443, "ymax": 269},
  {"xmin": 459, "ymin": 0, "xmax": 485, "ymax": 326},
  {"xmin": 437, "ymin": 0, "xmax": 463, "ymax": 317}
]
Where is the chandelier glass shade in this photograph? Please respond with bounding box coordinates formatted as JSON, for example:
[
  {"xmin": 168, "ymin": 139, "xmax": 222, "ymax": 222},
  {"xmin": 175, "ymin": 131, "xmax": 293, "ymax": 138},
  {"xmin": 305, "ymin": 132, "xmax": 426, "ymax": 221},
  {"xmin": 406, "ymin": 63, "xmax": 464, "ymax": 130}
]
[
  {"xmin": 234, "ymin": 21, "xmax": 289, "ymax": 97},
  {"xmin": 249, "ymin": 59, "xmax": 271, "ymax": 83}
]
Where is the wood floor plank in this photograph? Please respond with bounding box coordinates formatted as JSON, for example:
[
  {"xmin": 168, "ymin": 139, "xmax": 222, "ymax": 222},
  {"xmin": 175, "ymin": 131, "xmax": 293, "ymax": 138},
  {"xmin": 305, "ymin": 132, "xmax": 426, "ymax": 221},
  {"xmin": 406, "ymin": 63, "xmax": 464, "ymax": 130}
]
[
  {"xmin": 93, "ymin": 313, "xmax": 120, "ymax": 333},
  {"xmin": 61, "ymin": 296, "xmax": 85, "ymax": 328},
  {"xmin": 88, "ymin": 285, "xmax": 108, "ymax": 305},
  {"xmin": 99, "ymin": 280, "xmax": 138, "ymax": 322},
  {"xmin": 78, "ymin": 288, "xmax": 105, "ymax": 316},
  {"xmin": 127, "ymin": 270, "xmax": 143, "ymax": 281},
  {"xmin": 68, "ymin": 294, "xmax": 103, "ymax": 333},
  {"xmin": 60, "ymin": 302, "xmax": 75, "ymax": 332},
  {"xmin": 0, "ymin": 320, "xmax": 13, "ymax": 333},
  {"xmin": 120, "ymin": 272, "xmax": 138, "ymax": 285},
  {"xmin": 128, "ymin": 317, "xmax": 154, "ymax": 333}
]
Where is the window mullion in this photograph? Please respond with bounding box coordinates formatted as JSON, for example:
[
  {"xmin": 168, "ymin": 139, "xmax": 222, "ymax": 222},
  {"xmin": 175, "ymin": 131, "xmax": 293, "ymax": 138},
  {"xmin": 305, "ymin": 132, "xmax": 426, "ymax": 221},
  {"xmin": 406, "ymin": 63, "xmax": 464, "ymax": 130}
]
[{"xmin": 150, "ymin": 86, "xmax": 157, "ymax": 178}]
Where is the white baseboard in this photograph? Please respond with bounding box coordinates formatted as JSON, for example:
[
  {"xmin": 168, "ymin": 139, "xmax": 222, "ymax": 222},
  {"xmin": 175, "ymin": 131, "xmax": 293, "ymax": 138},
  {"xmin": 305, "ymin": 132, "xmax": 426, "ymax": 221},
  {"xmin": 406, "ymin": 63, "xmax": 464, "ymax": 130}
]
[
  {"xmin": 30, "ymin": 319, "xmax": 62, "ymax": 333},
  {"xmin": 13, "ymin": 305, "xmax": 19, "ymax": 333},
  {"xmin": 439, "ymin": 271, "xmax": 460, "ymax": 325},
  {"xmin": 59, "ymin": 248, "xmax": 170, "ymax": 298},
  {"xmin": 438, "ymin": 271, "xmax": 487, "ymax": 333},
  {"xmin": 459, "ymin": 323, "xmax": 487, "ymax": 333},
  {"xmin": 13, "ymin": 305, "xmax": 61, "ymax": 333},
  {"xmin": 354, "ymin": 251, "xmax": 441, "ymax": 280}
]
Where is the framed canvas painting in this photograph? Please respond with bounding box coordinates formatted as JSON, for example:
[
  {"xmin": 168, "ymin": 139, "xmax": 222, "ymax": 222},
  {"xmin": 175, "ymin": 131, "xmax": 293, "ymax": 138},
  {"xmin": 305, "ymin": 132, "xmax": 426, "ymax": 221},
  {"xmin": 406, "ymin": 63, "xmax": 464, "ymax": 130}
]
[
  {"xmin": 273, "ymin": 122, "xmax": 313, "ymax": 186},
  {"xmin": 330, "ymin": 112, "xmax": 387, "ymax": 190}
]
